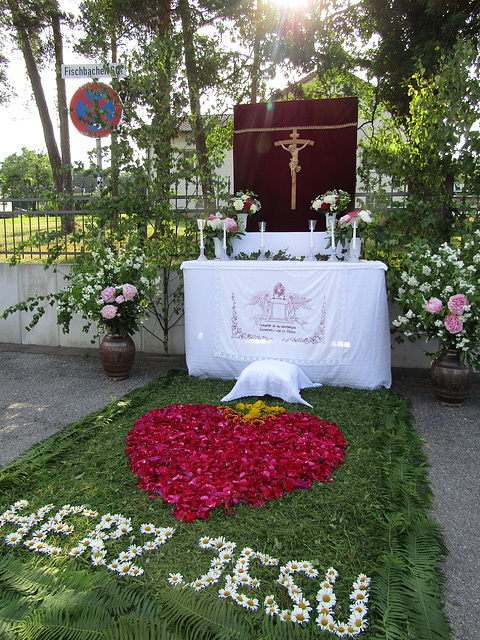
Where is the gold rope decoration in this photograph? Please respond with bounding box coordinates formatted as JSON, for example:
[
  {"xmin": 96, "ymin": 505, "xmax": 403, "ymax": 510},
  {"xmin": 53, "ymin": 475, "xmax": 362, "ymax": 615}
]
[{"xmin": 234, "ymin": 122, "xmax": 358, "ymax": 134}]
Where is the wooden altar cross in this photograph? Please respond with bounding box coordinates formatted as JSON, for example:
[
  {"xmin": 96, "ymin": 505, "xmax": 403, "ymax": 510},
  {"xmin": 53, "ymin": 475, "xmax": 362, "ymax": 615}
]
[{"xmin": 274, "ymin": 129, "xmax": 314, "ymax": 210}]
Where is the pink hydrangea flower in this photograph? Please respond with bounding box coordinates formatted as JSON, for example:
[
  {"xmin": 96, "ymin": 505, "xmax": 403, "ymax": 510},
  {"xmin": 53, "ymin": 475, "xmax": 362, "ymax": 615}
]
[
  {"xmin": 425, "ymin": 298, "xmax": 443, "ymax": 314},
  {"xmin": 337, "ymin": 214, "xmax": 350, "ymax": 228},
  {"xmin": 444, "ymin": 314, "xmax": 463, "ymax": 334},
  {"xmin": 101, "ymin": 304, "xmax": 117, "ymax": 320},
  {"xmin": 447, "ymin": 293, "xmax": 468, "ymax": 315},
  {"xmin": 122, "ymin": 284, "xmax": 137, "ymax": 300},
  {"xmin": 224, "ymin": 217, "xmax": 239, "ymax": 232},
  {"xmin": 101, "ymin": 286, "xmax": 116, "ymax": 303}
]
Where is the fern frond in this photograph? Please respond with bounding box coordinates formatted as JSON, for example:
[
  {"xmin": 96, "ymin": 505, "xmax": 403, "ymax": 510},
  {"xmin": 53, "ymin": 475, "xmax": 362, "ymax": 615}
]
[
  {"xmin": 18, "ymin": 607, "xmax": 109, "ymax": 640},
  {"xmin": 155, "ymin": 588, "xmax": 254, "ymax": 640}
]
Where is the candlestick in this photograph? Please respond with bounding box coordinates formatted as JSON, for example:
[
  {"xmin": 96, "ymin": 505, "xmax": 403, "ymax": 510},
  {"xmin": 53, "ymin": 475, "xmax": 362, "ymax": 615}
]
[
  {"xmin": 196, "ymin": 218, "xmax": 207, "ymax": 260},
  {"xmin": 258, "ymin": 221, "xmax": 266, "ymax": 260},
  {"xmin": 307, "ymin": 219, "xmax": 317, "ymax": 261},
  {"xmin": 349, "ymin": 219, "xmax": 359, "ymax": 262},
  {"xmin": 221, "ymin": 220, "xmax": 229, "ymax": 260},
  {"xmin": 325, "ymin": 212, "xmax": 337, "ymax": 261}
]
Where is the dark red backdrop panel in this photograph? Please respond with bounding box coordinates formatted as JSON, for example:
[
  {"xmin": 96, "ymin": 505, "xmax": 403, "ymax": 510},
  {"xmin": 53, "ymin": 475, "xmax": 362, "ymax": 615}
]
[{"xmin": 233, "ymin": 98, "xmax": 358, "ymax": 232}]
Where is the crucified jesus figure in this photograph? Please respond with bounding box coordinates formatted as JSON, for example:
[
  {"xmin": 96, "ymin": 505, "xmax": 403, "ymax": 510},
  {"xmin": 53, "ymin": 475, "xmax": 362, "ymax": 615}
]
[{"xmin": 275, "ymin": 129, "xmax": 314, "ymax": 210}]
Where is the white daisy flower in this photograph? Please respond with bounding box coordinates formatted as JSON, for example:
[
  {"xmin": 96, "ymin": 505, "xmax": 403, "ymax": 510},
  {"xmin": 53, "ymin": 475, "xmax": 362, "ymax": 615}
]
[
  {"xmin": 316, "ymin": 612, "xmax": 335, "ymax": 631},
  {"xmin": 279, "ymin": 610, "xmax": 293, "ymax": 622},
  {"xmin": 291, "ymin": 608, "xmax": 310, "ymax": 624},
  {"xmin": 265, "ymin": 604, "xmax": 280, "ymax": 616},
  {"xmin": 140, "ymin": 523, "xmax": 156, "ymax": 535},
  {"xmin": 167, "ymin": 573, "xmax": 184, "ymax": 586},
  {"xmin": 316, "ymin": 588, "xmax": 336, "ymax": 608},
  {"xmin": 5, "ymin": 532, "xmax": 23, "ymax": 545}
]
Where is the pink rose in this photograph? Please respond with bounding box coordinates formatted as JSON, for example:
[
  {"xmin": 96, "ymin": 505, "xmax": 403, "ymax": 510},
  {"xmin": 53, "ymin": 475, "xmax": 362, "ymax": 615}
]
[
  {"xmin": 444, "ymin": 314, "xmax": 463, "ymax": 334},
  {"xmin": 101, "ymin": 304, "xmax": 117, "ymax": 320},
  {"xmin": 425, "ymin": 298, "xmax": 443, "ymax": 314},
  {"xmin": 122, "ymin": 284, "xmax": 137, "ymax": 300},
  {"xmin": 224, "ymin": 217, "xmax": 239, "ymax": 232},
  {"xmin": 115, "ymin": 295, "xmax": 125, "ymax": 304},
  {"xmin": 101, "ymin": 286, "xmax": 116, "ymax": 303},
  {"xmin": 337, "ymin": 214, "xmax": 350, "ymax": 228},
  {"xmin": 447, "ymin": 293, "xmax": 468, "ymax": 315}
]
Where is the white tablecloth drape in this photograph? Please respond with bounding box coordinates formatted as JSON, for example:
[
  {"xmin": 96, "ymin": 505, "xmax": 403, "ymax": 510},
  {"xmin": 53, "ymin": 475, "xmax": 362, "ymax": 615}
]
[{"xmin": 181, "ymin": 260, "xmax": 392, "ymax": 390}]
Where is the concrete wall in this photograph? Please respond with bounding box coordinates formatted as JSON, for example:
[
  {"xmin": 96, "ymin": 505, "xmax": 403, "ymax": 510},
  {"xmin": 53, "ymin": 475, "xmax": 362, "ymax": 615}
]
[
  {"xmin": 0, "ymin": 263, "xmax": 185, "ymax": 355},
  {"xmin": 1, "ymin": 263, "xmax": 436, "ymax": 368}
]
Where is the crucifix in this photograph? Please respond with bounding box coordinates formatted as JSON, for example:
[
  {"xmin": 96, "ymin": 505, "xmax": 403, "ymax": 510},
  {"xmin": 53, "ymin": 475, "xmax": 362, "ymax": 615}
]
[{"xmin": 275, "ymin": 129, "xmax": 314, "ymax": 210}]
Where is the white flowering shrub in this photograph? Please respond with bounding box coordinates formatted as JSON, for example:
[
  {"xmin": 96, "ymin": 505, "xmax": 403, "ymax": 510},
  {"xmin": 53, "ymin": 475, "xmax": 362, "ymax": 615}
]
[{"xmin": 391, "ymin": 231, "xmax": 480, "ymax": 367}]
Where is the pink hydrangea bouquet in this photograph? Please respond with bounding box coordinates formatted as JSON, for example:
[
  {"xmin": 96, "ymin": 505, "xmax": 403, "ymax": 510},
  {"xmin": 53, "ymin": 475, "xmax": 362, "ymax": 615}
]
[
  {"xmin": 203, "ymin": 212, "xmax": 244, "ymax": 256},
  {"xmin": 55, "ymin": 245, "xmax": 160, "ymax": 339},
  {"xmin": 392, "ymin": 234, "xmax": 480, "ymax": 367}
]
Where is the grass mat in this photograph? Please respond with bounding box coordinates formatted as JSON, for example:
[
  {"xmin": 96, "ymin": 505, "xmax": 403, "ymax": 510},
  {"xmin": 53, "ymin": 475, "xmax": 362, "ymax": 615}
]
[{"xmin": 0, "ymin": 370, "xmax": 452, "ymax": 639}]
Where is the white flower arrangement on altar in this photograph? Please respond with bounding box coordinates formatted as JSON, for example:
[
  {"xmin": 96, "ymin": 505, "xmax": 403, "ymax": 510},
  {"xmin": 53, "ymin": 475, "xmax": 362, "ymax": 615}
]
[
  {"xmin": 311, "ymin": 190, "xmax": 351, "ymax": 214},
  {"xmin": 228, "ymin": 191, "xmax": 262, "ymax": 216}
]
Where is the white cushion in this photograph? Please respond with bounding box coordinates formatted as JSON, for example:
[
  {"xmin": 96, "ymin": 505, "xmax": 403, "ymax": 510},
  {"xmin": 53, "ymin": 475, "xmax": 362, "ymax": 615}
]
[{"xmin": 221, "ymin": 360, "xmax": 321, "ymax": 407}]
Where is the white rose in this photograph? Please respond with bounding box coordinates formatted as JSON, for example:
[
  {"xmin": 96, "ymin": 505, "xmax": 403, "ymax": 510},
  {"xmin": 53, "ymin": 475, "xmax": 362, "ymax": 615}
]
[
  {"xmin": 422, "ymin": 266, "xmax": 431, "ymax": 276},
  {"xmin": 250, "ymin": 204, "xmax": 257, "ymax": 213},
  {"xmin": 233, "ymin": 199, "xmax": 244, "ymax": 211},
  {"xmin": 312, "ymin": 199, "xmax": 322, "ymax": 210},
  {"xmin": 324, "ymin": 194, "xmax": 337, "ymax": 204}
]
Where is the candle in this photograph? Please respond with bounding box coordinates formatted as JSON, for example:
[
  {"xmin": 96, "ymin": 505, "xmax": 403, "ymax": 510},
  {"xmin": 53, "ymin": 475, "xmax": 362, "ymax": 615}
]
[
  {"xmin": 222, "ymin": 220, "xmax": 227, "ymax": 253},
  {"xmin": 197, "ymin": 218, "xmax": 205, "ymax": 249},
  {"xmin": 352, "ymin": 219, "xmax": 357, "ymax": 253},
  {"xmin": 309, "ymin": 219, "xmax": 316, "ymax": 249},
  {"xmin": 259, "ymin": 221, "xmax": 266, "ymax": 250}
]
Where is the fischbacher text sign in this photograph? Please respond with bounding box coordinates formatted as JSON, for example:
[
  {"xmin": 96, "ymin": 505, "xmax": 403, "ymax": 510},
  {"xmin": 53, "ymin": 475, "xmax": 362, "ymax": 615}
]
[{"xmin": 61, "ymin": 63, "xmax": 126, "ymax": 79}]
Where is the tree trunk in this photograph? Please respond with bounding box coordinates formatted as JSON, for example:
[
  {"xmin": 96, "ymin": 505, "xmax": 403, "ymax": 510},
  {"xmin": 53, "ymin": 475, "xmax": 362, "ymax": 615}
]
[
  {"xmin": 50, "ymin": 0, "xmax": 75, "ymax": 233},
  {"xmin": 8, "ymin": 0, "xmax": 63, "ymax": 195},
  {"xmin": 250, "ymin": 0, "xmax": 263, "ymax": 103},
  {"xmin": 178, "ymin": 0, "xmax": 215, "ymax": 213}
]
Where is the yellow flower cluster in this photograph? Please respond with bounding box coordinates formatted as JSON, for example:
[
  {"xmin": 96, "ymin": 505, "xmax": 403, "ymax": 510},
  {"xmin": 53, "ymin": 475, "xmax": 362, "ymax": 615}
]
[{"xmin": 235, "ymin": 400, "xmax": 285, "ymax": 420}]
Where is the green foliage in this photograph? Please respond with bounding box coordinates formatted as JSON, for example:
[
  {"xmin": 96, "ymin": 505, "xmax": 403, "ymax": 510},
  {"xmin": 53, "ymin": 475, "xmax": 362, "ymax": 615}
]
[
  {"xmin": 0, "ymin": 148, "xmax": 54, "ymax": 196},
  {"xmin": 360, "ymin": 37, "xmax": 480, "ymax": 250}
]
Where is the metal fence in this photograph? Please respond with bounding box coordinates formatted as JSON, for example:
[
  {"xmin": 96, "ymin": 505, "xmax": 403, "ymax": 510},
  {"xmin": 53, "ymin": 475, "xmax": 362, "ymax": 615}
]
[{"xmin": 0, "ymin": 179, "xmax": 232, "ymax": 261}]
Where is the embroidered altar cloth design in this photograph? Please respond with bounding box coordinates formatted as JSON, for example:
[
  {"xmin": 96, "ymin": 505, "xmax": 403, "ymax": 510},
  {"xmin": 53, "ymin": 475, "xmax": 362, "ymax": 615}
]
[{"xmin": 214, "ymin": 267, "xmax": 348, "ymax": 366}]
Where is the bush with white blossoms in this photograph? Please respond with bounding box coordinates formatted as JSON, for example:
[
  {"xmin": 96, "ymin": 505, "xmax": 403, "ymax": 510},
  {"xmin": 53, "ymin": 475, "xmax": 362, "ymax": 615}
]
[
  {"xmin": 391, "ymin": 231, "xmax": 480, "ymax": 367},
  {"xmin": 54, "ymin": 244, "xmax": 160, "ymax": 339},
  {"xmin": 2, "ymin": 244, "xmax": 160, "ymax": 339}
]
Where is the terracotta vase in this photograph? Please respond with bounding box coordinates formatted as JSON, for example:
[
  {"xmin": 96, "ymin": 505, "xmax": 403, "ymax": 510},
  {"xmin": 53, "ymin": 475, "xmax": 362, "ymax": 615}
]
[
  {"xmin": 430, "ymin": 349, "xmax": 473, "ymax": 407},
  {"xmin": 99, "ymin": 334, "xmax": 136, "ymax": 381}
]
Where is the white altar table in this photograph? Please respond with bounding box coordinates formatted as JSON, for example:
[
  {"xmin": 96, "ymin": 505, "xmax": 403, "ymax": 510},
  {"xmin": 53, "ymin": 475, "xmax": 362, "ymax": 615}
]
[{"xmin": 181, "ymin": 260, "xmax": 392, "ymax": 390}]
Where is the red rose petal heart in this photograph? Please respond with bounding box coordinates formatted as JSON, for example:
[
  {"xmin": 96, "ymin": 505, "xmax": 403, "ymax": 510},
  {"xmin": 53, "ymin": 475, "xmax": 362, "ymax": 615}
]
[{"xmin": 126, "ymin": 404, "xmax": 347, "ymax": 522}]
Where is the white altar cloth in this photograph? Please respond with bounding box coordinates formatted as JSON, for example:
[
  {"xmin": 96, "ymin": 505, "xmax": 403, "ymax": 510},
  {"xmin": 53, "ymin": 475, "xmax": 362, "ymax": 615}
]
[{"xmin": 181, "ymin": 260, "xmax": 392, "ymax": 390}]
